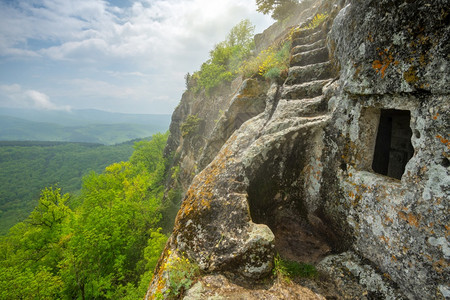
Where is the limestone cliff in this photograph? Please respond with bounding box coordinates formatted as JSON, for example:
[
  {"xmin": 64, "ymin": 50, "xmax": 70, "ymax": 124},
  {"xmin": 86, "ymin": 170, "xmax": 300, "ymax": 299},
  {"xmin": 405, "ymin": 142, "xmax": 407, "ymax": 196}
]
[{"xmin": 147, "ymin": 0, "xmax": 449, "ymax": 299}]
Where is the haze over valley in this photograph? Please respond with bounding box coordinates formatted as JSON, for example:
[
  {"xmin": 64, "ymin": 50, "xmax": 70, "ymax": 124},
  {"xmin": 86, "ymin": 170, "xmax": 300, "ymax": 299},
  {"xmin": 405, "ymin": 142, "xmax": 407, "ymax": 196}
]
[{"xmin": 0, "ymin": 107, "xmax": 171, "ymax": 145}]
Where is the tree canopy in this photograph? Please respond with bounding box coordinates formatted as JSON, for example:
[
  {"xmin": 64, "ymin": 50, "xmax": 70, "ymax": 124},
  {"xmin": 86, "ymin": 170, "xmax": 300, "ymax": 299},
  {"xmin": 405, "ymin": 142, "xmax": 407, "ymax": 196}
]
[
  {"xmin": 0, "ymin": 133, "xmax": 172, "ymax": 299},
  {"xmin": 256, "ymin": 0, "xmax": 301, "ymax": 21},
  {"xmin": 0, "ymin": 141, "xmax": 135, "ymax": 235}
]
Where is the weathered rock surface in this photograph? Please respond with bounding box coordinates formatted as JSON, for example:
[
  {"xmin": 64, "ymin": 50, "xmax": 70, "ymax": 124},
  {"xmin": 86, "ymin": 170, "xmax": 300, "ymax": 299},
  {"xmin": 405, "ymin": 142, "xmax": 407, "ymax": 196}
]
[
  {"xmin": 317, "ymin": 251, "xmax": 407, "ymax": 300},
  {"xmin": 320, "ymin": 1, "xmax": 449, "ymax": 298},
  {"xmin": 147, "ymin": 0, "xmax": 449, "ymax": 299},
  {"xmin": 183, "ymin": 274, "xmax": 327, "ymax": 300}
]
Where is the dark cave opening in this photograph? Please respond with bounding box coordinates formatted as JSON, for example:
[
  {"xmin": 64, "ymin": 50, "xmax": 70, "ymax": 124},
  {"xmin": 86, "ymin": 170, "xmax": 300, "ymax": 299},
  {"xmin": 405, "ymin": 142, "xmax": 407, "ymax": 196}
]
[
  {"xmin": 372, "ymin": 109, "xmax": 414, "ymax": 180},
  {"xmin": 246, "ymin": 145, "xmax": 334, "ymax": 264}
]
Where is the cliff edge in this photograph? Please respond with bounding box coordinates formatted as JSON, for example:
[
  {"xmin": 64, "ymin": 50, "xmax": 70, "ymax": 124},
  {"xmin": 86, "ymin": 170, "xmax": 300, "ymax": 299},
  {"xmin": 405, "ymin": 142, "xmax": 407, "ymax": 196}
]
[{"xmin": 147, "ymin": 0, "xmax": 449, "ymax": 299}]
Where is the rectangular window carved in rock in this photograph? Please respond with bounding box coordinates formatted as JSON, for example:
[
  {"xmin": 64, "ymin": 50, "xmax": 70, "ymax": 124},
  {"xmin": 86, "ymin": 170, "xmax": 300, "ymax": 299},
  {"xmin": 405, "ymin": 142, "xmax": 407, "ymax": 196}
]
[{"xmin": 372, "ymin": 109, "xmax": 414, "ymax": 180}]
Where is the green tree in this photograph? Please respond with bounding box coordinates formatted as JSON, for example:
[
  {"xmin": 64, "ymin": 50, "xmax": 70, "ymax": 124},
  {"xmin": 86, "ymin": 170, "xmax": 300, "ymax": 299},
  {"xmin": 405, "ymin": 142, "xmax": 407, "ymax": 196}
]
[
  {"xmin": 256, "ymin": 0, "xmax": 300, "ymax": 21},
  {"xmin": 60, "ymin": 162, "xmax": 164, "ymax": 299},
  {"xmin": 120, "ymin": 229, "xmax": 167, "ymax": 299},
  {"xmin": 28, "ymin": 187, "xmax": 72, "ymax": 230},
  {"xmin": 227, "ymin": 19, "xmax": 255, "ymax": 48},
  {"xmin": 58, "ymin": 134, "xmax": 170, "ymax": 299},
  {"xmin": 130, "ymin": 133, "xmax": 168, "ymax": 174},
  {"xmin": 0, "ymin": 187, "xmax": 72, "ymax": 299}
]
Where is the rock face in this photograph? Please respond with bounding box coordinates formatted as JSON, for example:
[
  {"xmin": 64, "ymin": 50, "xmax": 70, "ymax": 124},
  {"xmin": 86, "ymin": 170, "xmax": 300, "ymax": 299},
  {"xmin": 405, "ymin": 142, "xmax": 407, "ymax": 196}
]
[
  {"xmin": 321, "ymin": 1, "xmax": 450, "ymax": 298},
  {"xmin": 147, "ymin": 0, "xmax": 449, "ymax": 299}
]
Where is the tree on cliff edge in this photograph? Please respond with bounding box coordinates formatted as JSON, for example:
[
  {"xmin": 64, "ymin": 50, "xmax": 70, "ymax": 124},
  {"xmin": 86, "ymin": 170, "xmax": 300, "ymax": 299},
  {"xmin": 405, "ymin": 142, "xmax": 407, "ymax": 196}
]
[{"xmin": 256, "ymin": 0, "xmax": 301, "ymax": 21}]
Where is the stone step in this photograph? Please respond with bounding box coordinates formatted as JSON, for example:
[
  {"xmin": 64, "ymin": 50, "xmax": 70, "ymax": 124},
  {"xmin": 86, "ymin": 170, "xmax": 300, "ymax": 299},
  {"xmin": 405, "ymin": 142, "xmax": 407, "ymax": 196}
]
[
  {"xmin": 291, "ymin": 39, "xmax": 326, "ymax": 56},
  {"xmin": 291, "ymin": 25, "xmax": 323, "ymax": 40},
  {"xmin": 298, "ymin": 96, "xmax": 328, "ymax": 115},
  {"xmin": 281, "ymin": 79, "xmax": 331, "ymax": 100},
  {"xmin": 273, "ymin": 96, "xmax": 327, "ymax": 119},
  {"xmin": 290, "ymin": 47, "xmax": 329, "ymax": 67},
  {"xmin": 285, "ymin": 61, "xmax": 334, "ymax": 85},
  {"xmin": 292, "ymin": 30, "xmax": 327, "ymax": 48},
  {"xmin": 263, "ymin": 114, "xmax": 330, "ymax": 136}
]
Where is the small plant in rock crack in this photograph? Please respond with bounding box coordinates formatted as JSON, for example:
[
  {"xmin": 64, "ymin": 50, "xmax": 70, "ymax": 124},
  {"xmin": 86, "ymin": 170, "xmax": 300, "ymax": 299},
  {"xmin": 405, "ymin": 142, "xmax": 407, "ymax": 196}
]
[
  {"xmin": 273, "ymin": 254, "xmax": 291, "ymax": 282},
  {"xmin": 165, "ymin": 252, "xmax": 200, "ymax": 298},
  {"xmin": 273, "ymin": 254, "xmax": 319, "ymax": 282},
  {"xmin": 180, "ymin": 114, "xmax": 202, "ymax": 138}
]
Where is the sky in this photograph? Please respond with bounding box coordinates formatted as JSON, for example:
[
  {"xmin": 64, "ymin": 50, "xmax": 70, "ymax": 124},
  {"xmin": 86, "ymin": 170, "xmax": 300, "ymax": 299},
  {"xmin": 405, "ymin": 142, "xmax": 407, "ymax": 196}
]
[{"xmin": 0, "ymin": 0, "xmax": 273, "ymax": 114}]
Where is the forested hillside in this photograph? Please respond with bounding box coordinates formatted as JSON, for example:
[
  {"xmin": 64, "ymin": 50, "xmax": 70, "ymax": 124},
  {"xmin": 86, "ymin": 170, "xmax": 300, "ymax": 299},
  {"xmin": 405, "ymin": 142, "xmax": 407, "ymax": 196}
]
[
  {"xmin": 0, "ymin": 141, "xmax": 137, "ymax": 234},
  {"xmin": 0, "ymin": 133, "xmax": 176, "ymax": 299}
]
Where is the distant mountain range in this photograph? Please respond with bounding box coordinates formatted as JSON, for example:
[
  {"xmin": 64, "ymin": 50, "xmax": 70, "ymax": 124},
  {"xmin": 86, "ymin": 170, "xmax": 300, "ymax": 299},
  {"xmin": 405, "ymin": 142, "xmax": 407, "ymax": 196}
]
[{"xmin": 0, "ymin": 108, "xmax": 171, "ymax": 145}]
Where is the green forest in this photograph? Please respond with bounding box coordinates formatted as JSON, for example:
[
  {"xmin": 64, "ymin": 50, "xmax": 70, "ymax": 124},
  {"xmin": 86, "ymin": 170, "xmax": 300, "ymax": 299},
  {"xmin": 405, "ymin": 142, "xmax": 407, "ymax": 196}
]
[
  {"xmin": 0, "ymin": 133, "xmax": 177, "ymax": 299},
  {"xmin": 0, "ymin": 141, "xmax": 139, "ymax": 235}
]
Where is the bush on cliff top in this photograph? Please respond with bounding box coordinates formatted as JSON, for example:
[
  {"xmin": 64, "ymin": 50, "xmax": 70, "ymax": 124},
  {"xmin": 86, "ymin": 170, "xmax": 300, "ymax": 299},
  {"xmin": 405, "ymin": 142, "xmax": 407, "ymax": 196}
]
[
  {"xmin": 240, "ymin": 39, "xmax": 291, "ymax": 81},
  {"xmin": 189, "ymin": 19, "xmax": 255, "ymax": 94}
]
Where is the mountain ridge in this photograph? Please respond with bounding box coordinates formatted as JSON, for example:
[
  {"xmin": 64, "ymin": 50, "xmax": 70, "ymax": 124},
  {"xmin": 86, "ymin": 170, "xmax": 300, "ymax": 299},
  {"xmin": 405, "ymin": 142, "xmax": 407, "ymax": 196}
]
[
  {"xmin": 0, "ymin": 109, "xmax": 171, "ymax": 145},
  {"xmin": 0, "ymin": 107, "xmax": 171, "ymax": 126}
]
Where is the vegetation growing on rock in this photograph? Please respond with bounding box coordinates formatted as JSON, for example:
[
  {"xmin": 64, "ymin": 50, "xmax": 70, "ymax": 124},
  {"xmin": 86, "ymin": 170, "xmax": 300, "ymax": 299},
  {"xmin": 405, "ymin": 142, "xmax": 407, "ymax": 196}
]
[
  {"xmin": 303, "ymin": 13, "xmax": 328, "ymax": 30},
  {"xmin": 240, "ymin": 39, "xmax": 291, "ymax": 81},
  {"xmin": 273, "ymin": 254, "xmax": 319, "ymax": 281},
  {"xmin": 190, "ymin": 19, "xmax": 255, "ymax": 94},
  {"xmin": 180, "ymin": 115, "xmax": 202, "ymax": 138}
]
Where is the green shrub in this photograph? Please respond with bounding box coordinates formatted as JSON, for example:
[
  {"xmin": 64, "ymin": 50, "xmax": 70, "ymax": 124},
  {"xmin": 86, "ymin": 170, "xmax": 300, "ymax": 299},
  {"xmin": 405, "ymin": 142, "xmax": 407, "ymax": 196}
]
[
  {"xmin": 165, "ymin": 252, "xmax": 200, "ymax": 297},
  {"xmin": 196, "ymin": 62, "xmax": 233, "ymax": 93},
  {"xmin": 264, "ymin": 66, "xmax": 283, "ymax": 80},
  {"xmin": 180, "ymin": 115, "xmax": 202, "ymax": 138},
  {"xmin": 273, "ymin": 254, "xmax": 290, "ymax": 281},
  {"xmin": 240, "ymin": 40, "xmax": 291, "ymax": 81},
  {"xmin": 191, "ymin": 19, "xmax": 255, "ymax": 94},
  {"xmin": 273, "ymin": 254, "xmax": 318, "ymax": 281},
  {"xmin": 283, "ymin": 259, "xmax": 318, "ymax": 278}
]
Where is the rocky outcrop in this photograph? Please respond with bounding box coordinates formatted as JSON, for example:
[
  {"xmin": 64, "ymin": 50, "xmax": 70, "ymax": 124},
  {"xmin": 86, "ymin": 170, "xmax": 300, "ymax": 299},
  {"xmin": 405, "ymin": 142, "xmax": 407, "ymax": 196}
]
[
  {"xmin": 163, "ymin": 77, "xmax": 244, "ymax": 194},
  {"xmin": 147, "ymin": 0, "xmax": 449, "ymax": 299},
  {"xmin": 319, "ymin": 1, "xmax": 450, "ymax": 298}
]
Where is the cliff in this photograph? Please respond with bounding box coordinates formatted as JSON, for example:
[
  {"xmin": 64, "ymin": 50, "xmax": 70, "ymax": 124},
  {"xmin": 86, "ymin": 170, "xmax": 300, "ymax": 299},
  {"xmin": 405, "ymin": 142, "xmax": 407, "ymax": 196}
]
[{"xmin": 147, "ymin": 0, "xmax": 449, "ymax": 299}]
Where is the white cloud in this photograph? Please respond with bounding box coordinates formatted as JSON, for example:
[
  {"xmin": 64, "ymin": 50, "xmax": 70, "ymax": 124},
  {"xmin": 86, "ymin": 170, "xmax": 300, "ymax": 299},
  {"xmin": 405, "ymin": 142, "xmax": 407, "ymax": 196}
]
[
  {"xmin": 1, "ymin": 0, "xmax": 272, "ymax": 63},
  {"xmin": 43, "ymin": 38, "xmax": 110, "ymax": 61},
  {"xmin": 0, "ymin": 84, "xmax": 22, "ymax": 94},
  {"xmin": 0, "ymin": 84, "xmax": 71, "ymax": 111},
  {"xmin": 25, "ymin": 90, "xmax": 59, "ymax": 110},
  {"xmin": 0, "ymin": 0, "xmax": 274, "ymax": 114}
]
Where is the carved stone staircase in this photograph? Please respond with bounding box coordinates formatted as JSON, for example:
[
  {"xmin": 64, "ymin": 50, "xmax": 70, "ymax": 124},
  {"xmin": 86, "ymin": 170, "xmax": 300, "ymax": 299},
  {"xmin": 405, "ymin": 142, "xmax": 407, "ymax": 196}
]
[
  {"xmin": 269, "ymin": 19, "xmax": 338, "ymax": 264},
  {"xmin": 281, "ymin": 21, "xmax": 335, "ymax": 115}
]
